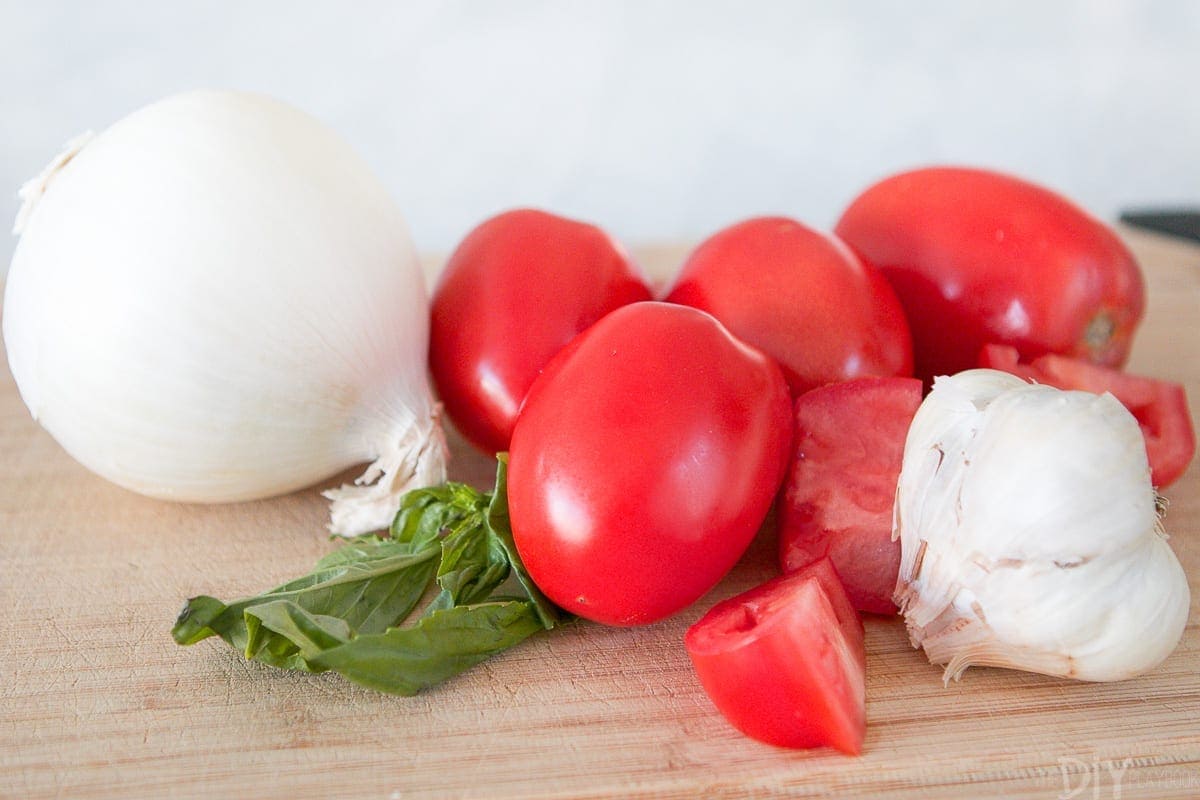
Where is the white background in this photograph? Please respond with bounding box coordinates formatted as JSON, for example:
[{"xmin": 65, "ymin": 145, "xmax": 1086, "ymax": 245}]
[{"xmin": 2, "ymin": 0, "xmax": 1197, "ymax": 275}]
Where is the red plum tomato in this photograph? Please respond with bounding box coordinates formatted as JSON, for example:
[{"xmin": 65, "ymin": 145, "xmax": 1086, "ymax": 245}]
[
  {"xmin": 979, "ymin": 344, "xmax": 1195, "ymax": 488},
  {"xmin": 685, "ymin": 558, "xmax": 867, "ymax": 753},
  {"xmin": 507, "ymin": 301, "xmax": 793, "ymax": 626},
  {"xmin": 778, "ymin": 376, "xmax": 922, "ymax": 615},
  {"xmin": 664, "ymin": 217, "xmax": 913, "ymax": 396},
  {"xmin": 429, "ymin": 209, "xmax": 650, "ymax": 454},
  {"xmin": 835, "ymin": 167, "xmax": 1145, "ymax": 385}
]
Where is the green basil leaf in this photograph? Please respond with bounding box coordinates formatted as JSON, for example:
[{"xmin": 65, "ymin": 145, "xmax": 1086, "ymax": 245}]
[
  {"xmin": 390, "ymin": 481, "xmax": 484, "ymax": 547},
  {"xmin": 308, "ymin": 601, "xmax": 544, "ymax": 696},
  {"xmin": 434, "ymin": 515, "xmax": 510, "ymax": 609},
  {"xmin": 488, "ymin": 455, "xmax": 561, "ymax": 630},
  {"xmin": 174, "ymin": 457, "xmax": 566, "ymax": 696},
  {"xmin": 171, "ymin": 539, "xmax": 440, "ymax": 667},
  {"xmin": 244, "ymin": 599, "xmax": 351, "ymax": 663},
  {"xmin": 171, "ymin": 595, "xmax": 229, "ymax": 645},
  {"xmin": 312, "ymin": 534, "xmax": 398, "ymax": 569}
]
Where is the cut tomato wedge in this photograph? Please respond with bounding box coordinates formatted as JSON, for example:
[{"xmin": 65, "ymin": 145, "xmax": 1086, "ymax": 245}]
[
  {"xmin": 777, "ymin": 376, "xmax": 923, "ymax": 614},
  {"xmin": 684, "ymin": 559, "xmax": 866, "ymax": 754},
  {"xmin": 979, "ymin": 344, "xmax": 1195, "ymax": 488}
]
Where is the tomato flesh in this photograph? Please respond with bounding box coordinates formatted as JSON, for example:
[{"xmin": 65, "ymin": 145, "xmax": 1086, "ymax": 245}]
[
  {"xmin": 685, "ymin": 558, "xmax": 866, "ymax": 753},
  {"xmin": 430, "ymin": 208, "xmax": 651, "ymax": 454},
  {"xmin": 979, "ymin": 344, "xmax": 1195, "ymax": 488},
  {"xmin": 778, "ymin": 377, "xmax": 922, "ymax": 614},
  {"xmin": 835, "ymin": 167, "xmax": 1145, "ymax": 385},
  {"xmin": 508, "ymin": 302, "xmax": 793, "ymax": 626},
  {"xmin": 664, "ymin": 217, "xmax": 913, "ymax": 396}
]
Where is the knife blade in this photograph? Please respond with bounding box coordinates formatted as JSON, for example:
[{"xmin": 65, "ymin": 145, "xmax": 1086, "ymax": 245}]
[{"xmin": 1119, "ymin": 209, "xmax": 1200, "ymax": 243}]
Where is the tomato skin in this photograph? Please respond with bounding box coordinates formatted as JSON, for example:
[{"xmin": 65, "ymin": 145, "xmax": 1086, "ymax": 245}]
[
  {"xmin": 778, "ymin": 377, "xmax": 922, "ymax": 614},
  {"xmin": 835, "ymin": 167, "xmax": 1145, "ymax": 384},
  {"xmin": 979, "ymin": 345, "xmax": 1195, "ymax": 488},
  {"xmin": 664, "ymin": 217, "xmax": 913, "ymax": 396},
  {"xmin": 508, "ymin": 301, "xmax": 793, "ymax": 627},
  {"xmin": 429, "ymin": 209, "xmax": 651, "ymax": 454},
  {"xmin": 685, "ymin": 558, "xmax": 866, "ymax": 753}
]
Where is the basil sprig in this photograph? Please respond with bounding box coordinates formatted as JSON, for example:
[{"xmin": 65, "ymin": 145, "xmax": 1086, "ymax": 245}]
[{"xmin": 172, "ymin": 457, "xmax": 562, "ymax": 696}]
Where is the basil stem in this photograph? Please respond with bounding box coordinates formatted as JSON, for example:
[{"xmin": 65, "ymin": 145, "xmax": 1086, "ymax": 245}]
[{"xmin": 172, "ymin": 457, "xmax": 563, "ymax": 696}]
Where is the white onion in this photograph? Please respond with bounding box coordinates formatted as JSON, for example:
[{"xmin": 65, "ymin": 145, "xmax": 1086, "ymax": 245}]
[{"xmin": 3, "ymin": 90, "xmax": 446, "ymax": 536}]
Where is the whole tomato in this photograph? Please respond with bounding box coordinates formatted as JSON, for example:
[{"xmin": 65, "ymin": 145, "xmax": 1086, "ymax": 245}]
[
  {"xmin": 663, "ymin": 217, "xmax": 913, "ymax": 396},
  {"xmin": 835, "ymin": 167, "xmax": 1145, "ymax": 384},
  {"xmin": 507, "ymin": 301, "xmax": 793, "ymax": 626},
  {"xmin": 429, "ymin": 209, "xmax": 651, "ymax": 454}
]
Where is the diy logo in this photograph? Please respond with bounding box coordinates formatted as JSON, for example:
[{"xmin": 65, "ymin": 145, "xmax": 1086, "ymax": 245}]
[{"xmin": 1057, "ymin": 757, "xmax": 1133, "ymax": 799}]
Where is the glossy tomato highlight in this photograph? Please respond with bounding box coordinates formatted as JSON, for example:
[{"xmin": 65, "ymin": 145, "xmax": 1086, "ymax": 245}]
[
  {"xmin": 664, "ymin": 217, "xmax": 913, "ymax": 395},
  {"xmin": 835, "ymin": 167, "xmax": 1145, "ymax": 384},
  {"xmin": 430, "ymin": 209, "xmax": 651, "ymax": 454},
  {"xmin": 778, "ymin": 377, "xmax": 922, "ymax": 614},
  {"xmin": 685, "ymin": 559, "xmax": 867, "ymax": 753},
  {"xmin": 508, "ymin": 302, "xmax": 793, "ymax": 626}
]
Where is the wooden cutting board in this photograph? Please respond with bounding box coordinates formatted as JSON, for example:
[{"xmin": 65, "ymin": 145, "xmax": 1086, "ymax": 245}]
[{"xmin": 2, "ymin": 229, "xmax": 1198, "ymax": 799}]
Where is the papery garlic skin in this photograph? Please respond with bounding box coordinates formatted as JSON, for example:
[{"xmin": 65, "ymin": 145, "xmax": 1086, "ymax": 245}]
[
  {"xmin": 3, "ymin": 90, "xmax": 446, "ymax": 536},
  {"xmin": 894, "ymin": 369, "xmax": 1189, "ymax": 682}
]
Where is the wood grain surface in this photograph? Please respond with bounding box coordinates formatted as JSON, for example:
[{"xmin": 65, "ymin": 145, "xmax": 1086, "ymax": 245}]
[{"xmin": 2, "ymin": 229, "xmax": 1198, "ymax": 799}]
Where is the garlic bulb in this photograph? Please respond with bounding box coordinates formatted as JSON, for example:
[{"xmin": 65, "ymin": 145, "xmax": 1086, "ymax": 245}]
[
  {"xmin": 3, "ymin": 90, "xmax": 446, "ymax": 536},
  {"xmin": 893, "ymin": 369, "xmax": 1189, "ymax": 682}
]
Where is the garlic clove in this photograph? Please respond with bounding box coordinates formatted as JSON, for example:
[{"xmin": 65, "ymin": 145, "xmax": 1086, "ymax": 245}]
[{"xmin": 894, "ymin": 369, "xmax": 1190, "ymax": 683}]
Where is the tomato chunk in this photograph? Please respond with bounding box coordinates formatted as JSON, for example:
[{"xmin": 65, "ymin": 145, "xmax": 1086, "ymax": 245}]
[
  {"xmin": 684, "ymin": 559, "xmax": 866, "ymax": 754},
  {"xmin": 979, "ymin": 345, "xmax": 1195, "ymax": 488},
  {"xmin": 778, "ymin": 377, "xmax": 923, "ymax": 614}
]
